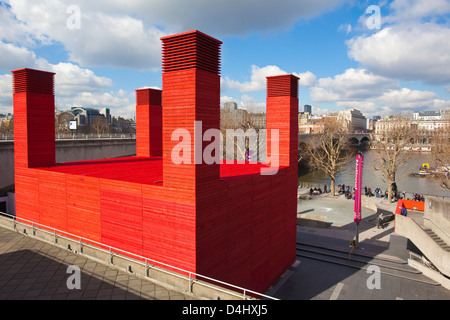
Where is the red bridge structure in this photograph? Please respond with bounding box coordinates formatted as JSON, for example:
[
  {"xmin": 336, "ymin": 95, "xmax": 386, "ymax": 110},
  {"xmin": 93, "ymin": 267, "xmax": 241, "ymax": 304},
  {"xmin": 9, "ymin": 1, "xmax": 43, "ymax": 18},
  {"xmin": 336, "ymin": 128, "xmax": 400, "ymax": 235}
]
[{"xmin": 12, "ymin": 30, "xmax": 299, "ymax": 294}]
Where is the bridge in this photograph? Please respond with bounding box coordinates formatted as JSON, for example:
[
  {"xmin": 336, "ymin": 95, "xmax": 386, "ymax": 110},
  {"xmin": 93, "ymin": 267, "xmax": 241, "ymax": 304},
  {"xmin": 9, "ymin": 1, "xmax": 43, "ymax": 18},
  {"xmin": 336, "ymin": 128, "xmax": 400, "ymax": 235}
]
[{"xmin": 298, "ymin": 132, "xmax": 372, "ymax": 146}]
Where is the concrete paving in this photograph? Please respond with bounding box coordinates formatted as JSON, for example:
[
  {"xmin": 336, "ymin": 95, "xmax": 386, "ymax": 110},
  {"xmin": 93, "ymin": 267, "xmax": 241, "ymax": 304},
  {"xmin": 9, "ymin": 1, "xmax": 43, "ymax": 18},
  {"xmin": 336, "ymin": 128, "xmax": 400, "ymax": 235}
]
[{"xmin": 0, "ymin": 226, "xmax": 197, "ymax": 300}]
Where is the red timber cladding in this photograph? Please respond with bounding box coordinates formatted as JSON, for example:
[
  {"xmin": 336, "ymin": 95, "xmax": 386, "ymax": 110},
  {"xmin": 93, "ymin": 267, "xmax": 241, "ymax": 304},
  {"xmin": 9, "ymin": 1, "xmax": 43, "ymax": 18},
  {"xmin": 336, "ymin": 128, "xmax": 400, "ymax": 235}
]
[
  {"xmin": 14, "ymin": 167, "xmax": 40, "ymax": 224},
  {"xmin": 66, "ymin": 175, "xmax": 101, "ymax": 243},
  {"xmin": 12, "ymin": 68, "xmax": 55, "ymax": 169},
  {"xmin": 136, "ymin": 88, "xmax": 162, "ymax": 157},
  {"xmin": 38, "ymin": 170, "xmax": 67, "ymax": 232},
  {"xmin": 100, "ymin": 179, "xmax": 144, "ymax": 256},
  {"xmin": 142, "ymin": 185, "xmax": 196, "ymax": 274}
]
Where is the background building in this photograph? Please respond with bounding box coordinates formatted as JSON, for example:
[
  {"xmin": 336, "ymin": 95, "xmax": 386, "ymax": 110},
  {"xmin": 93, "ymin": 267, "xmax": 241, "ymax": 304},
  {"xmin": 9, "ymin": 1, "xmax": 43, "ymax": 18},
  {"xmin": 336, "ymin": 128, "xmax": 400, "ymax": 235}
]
[{"xmin": 338, "ymin": 109, "xmax": 367, "ymax": 132}]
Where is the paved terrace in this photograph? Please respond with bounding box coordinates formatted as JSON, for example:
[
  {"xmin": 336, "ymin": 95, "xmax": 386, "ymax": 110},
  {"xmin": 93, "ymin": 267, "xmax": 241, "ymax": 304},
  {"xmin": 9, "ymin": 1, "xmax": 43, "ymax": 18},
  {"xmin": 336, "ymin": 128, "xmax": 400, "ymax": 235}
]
[{"xmin": 0, "ymin": 225, "xmax": 196, "ymax": 300}]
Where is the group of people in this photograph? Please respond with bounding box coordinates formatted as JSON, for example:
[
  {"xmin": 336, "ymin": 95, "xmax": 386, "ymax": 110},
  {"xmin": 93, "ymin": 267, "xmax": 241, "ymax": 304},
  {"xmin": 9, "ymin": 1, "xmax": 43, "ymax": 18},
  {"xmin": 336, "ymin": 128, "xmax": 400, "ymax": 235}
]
[
  {"xmin": 306, "ymin": 182, "xmax": 425, "ymax": 203},
  {"xmin": 309, "ymin": 184, "xmax": 328, "ymax": 195}
]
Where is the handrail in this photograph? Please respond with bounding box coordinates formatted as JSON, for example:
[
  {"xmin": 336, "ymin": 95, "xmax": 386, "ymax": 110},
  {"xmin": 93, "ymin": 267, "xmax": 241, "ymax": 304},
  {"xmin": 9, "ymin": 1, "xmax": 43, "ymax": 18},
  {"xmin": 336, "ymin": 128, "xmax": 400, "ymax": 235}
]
[
  {"xmin": 423, "ymin": 217, "xmax": 450, "ymax": 242},
  {"xmin": 0, "ymin": 212, "xmax": 278, "ymax": 300}
]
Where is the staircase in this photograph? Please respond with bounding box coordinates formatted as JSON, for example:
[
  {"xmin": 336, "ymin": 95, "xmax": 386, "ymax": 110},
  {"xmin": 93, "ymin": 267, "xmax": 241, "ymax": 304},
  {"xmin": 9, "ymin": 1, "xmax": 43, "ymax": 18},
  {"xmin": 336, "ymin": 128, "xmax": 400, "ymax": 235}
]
[{"xmin": 423, "ymin": 228, "xmax": 450, "ymax": 252}]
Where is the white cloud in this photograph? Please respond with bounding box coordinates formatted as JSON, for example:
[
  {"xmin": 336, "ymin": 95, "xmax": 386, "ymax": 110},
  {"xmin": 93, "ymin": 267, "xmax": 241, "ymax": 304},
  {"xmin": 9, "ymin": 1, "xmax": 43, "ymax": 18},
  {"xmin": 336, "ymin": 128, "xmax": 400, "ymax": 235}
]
[
  {"xmin": 294, "ymin": 71, "xmax": 317, "ymax": 87},
  {"xmin": 310, "ymin": 68, "xmax": 399, "ymax": 102},
  {"xmin": 55, "ymin": 0, "xmax": 346, "ymax": 36},
  {"xmin": 50, "ymin": 63, "xmax": 114, "ymax": 97},
  {"xmin": 224, "ymin": 65, "xmax": 316, "ymax": 92},
  {"xmin": 338, "ymin": 23, "xmax": 352, "ymax": 34},
  {"xmin": 385, "ymin": 0, "xmax": 450, "ymax": 23},
  {"xmin": 0, "ymin": 42, "xmax": 44, "ymax": 70},
  {"xmin": 309, "ymin": 68, "xmax": 450, "ymax": 118},
  {"xmin": 376, "ymin": 88, "xmax": 437, "ymax": 110},
  {"xmin": 4, "ymin": 0, "xmax": 347, "ymax": 70},
  {"xmin": 224, "ymin": 65, "xmax": 288, "ymax": 92},
  {"xmin": 347, "ymin": 23, "xmax": 450, "ymax": 84},
  {"xmin": 0, "ymin": 74, "xmax": 13, "ymax": 114},
  {"xmin": 0, "ymin": 41, "xmax": 131, "ymax": 116}
]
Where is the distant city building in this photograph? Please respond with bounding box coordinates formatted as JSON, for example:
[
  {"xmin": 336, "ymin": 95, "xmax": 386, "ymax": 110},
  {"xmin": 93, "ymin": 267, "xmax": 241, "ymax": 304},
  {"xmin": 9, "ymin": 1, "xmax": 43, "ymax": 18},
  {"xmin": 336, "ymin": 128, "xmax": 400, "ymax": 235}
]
[
  {"xmin": 223, "ymin": 101, "xmax": 238, "ymax": 112},
  {"xmin": 338, "ymin": 109, "xmax": 367, "ymax": 132},
  {"xmin": 413, "ymin": 110, "xmax": 442, "ymax": 121},
  {"xmin": 303, "ymin": 104, "xmax": 312, "ymax": 114},
  {"xmin": 374, "ymin": 114, "xmax": 450, "ymax": 144},
  {"xmin": 100, "ymin": 108, "xmax": 111, "ymax": 124},
  {"xmin": 0, "ymin": 113, "xmax": 13, "ymax": 129},
  {"xmin": 249, "ymin": 112, "xmax": 266, "ymax": 129},
  {"xmin": 71, "ymin": 107, "xmax": 108, "ymax": 126}
]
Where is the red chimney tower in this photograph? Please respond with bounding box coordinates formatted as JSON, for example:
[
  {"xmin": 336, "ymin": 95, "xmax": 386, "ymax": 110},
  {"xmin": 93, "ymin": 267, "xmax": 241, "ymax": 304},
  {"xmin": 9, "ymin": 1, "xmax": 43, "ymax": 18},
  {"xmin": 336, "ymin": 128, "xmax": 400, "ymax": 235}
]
[
  {"xmin": 12, "ymin": 68, "xmax": 56, "ymax": 168},
  {"xmin": 160, "ymin": 30, "xmax": 222, "ymax": 191},
  {"xmin": 136, "ymin": 88, "xmax": 162, "ymax": 157}
]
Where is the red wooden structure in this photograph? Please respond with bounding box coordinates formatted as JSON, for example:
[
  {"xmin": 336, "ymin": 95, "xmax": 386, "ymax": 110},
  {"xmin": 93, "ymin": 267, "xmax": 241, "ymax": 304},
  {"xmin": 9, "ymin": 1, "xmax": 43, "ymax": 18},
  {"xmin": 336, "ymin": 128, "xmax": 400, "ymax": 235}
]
[{"xmin": 12, "ymin": 30, "xmax": 299, "ymax": 293}]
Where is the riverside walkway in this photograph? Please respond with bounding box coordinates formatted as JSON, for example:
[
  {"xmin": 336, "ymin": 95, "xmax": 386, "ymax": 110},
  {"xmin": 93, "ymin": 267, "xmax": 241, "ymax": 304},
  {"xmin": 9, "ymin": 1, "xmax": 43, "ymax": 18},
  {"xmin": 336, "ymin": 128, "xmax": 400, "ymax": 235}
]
[{"xmin": 0, "ymin": 225, "xmax": 195, "ymax": 300}]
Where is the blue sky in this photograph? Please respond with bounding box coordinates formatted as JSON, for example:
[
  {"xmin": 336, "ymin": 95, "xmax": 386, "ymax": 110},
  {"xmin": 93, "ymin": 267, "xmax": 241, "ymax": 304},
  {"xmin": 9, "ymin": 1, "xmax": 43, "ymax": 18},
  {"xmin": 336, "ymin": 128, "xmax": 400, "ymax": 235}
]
[{"xmin": 1, "ymin": 0, "xmax": 450, "ymax": 119}]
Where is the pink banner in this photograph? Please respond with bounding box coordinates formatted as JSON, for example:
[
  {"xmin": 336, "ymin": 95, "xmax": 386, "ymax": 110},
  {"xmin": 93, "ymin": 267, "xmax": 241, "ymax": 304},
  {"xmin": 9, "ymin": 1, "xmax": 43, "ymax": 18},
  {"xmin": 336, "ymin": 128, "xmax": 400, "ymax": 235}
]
[{"xmin": 354, "ymin": 154, "xmax": 364, "ymax": 223}]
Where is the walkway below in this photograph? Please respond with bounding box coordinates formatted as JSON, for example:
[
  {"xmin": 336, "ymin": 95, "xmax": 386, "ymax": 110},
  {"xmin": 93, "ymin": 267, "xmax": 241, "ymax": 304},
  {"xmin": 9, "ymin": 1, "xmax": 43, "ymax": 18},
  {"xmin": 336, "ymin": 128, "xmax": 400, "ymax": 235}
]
[
  {"xmin": 0, "ymin": 226, "xmax": 197, "ymax": 300},
  {"xmin": 266, "ymin": 192, "xmax": 450, "ymax": 300}
]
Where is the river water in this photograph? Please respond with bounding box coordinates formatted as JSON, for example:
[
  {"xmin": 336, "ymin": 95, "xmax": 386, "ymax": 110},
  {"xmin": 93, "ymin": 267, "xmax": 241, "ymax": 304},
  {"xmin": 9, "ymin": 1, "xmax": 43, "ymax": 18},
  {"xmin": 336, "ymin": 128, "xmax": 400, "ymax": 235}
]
[{"xmin": 298, "ymin": 150, "xmax": 450, "ymax": 198}]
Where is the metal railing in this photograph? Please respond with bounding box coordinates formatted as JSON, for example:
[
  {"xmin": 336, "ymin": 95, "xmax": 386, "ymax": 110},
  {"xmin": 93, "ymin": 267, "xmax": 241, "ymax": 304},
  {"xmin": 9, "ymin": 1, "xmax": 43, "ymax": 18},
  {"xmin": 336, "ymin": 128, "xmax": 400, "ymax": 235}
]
[
  {"xmin": 0, "ymin": 133, "xmax": 136, "ymax": 141},
  {"xmin": 0, "ymin": 212, "xmax": 278, "ymax": 301}
]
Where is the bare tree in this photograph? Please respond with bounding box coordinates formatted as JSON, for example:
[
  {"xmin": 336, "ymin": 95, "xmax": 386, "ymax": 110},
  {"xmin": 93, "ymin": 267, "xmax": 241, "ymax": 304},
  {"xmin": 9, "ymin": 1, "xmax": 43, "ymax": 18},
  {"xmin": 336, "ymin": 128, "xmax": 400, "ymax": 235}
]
[
  {"xmin": 220, "ymin": 109, "xmax": 265, "ymax": 162},
  {"xmin": 303, "ymin": 118, "xmax": 354, "ymax": 196},
  {"xmin": 371, "ymin": 117, "xmax": 414, "ymax": 202},
  {"xmin": 91, "ymin": 118, "xmax": 110, "ymax": 136},
  {"xmin": 55, "ymin": 111, "xmax": 75, "ymax": 135},
  {"xmin": 430, "ymin": 124, "xmax": 450, "ymax": 191}
]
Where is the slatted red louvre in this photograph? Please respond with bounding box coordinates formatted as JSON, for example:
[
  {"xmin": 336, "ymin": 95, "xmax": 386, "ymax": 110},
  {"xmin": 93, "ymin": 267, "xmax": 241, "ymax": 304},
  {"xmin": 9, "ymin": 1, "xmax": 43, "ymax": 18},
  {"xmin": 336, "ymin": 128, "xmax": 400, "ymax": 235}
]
[
  {"xmin": 161, "ymin": 30, "xmax": 222, "ymax": 74},
  {"xmin": 12, "ymin": 68, "xmax": 55, "ymax": 95},
  {"xmin": 136, "ymin": 88, "xmax": 162, "ymax": 157}
]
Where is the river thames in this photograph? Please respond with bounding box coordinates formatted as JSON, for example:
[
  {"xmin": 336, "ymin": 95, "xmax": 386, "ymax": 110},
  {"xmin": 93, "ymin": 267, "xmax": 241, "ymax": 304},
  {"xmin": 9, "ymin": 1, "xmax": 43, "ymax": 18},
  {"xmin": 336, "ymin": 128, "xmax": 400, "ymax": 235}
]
[{"xmin": 298, "ymin": 149, "xmax": 450, "ymax": 198}]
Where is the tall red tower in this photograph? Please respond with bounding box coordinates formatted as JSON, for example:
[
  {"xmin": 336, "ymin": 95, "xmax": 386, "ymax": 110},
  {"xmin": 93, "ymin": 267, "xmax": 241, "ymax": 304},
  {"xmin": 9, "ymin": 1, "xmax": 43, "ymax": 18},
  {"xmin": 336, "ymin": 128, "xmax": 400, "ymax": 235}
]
[
  {"xmin": 136, "ymin": 88, "xmax": 162, "ymax": 157},
  {"xmin": 12, "ymin": 68, "xmax": 56, "ymax": 169},
  {"xmin": 161, "ymin": 30, "xmax": 222, "ymax": 191}
]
